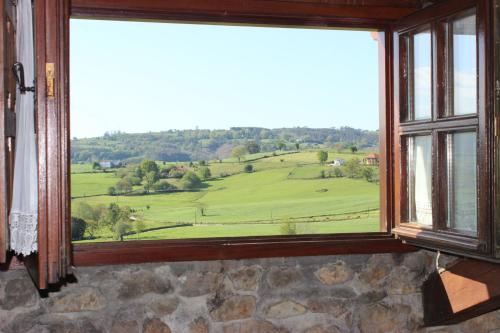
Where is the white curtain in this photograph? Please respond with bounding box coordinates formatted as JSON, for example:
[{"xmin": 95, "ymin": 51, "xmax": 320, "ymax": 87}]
[{"xmin": 9, "ymin": 0, "xmax": 38, "ymax": 256}]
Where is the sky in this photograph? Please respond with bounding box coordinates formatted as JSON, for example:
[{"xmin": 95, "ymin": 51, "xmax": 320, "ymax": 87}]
[{"xmin": 70, "ymin": 19, "xmax": 381, "ymax": 138}]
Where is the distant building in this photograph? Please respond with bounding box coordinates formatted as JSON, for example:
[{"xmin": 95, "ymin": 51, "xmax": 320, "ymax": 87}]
[
  {"xmin": 99, "ymin": 160, "xmax": 122, "ymax": 169},
  {"xmin": 363, "ymin": 154, "xmax": 380, "ymax": 166},
  {"xmin": 329, "ymin": 159, "xmax": 346, "ymax": 167},
  {"xmin": 99, "ymin": 161, "xmax": 112, "ymax": 169}
]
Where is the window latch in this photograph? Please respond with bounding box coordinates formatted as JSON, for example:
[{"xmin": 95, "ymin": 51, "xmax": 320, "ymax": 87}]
[{"xmin": 12, "ymin": 62, "xmax": 35, "ymax": 94}]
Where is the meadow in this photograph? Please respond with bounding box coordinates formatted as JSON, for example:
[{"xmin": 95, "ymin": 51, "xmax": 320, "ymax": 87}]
[{"xmin": 71, "ymin": 149, "xmax": 380, "ymax": 242}]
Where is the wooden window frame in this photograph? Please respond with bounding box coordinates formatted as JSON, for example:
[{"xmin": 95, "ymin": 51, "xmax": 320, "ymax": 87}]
[
  {"xmin": 34, "ymin": 0, "xmax": 423, "ymax": 267},
  {"xmin": 393, "ymin": 0, "xmax": 497, "ymax": 261}
]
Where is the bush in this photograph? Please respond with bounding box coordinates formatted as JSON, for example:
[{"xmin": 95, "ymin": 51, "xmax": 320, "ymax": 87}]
[
  {"xmin": 342, "ymin": 158, "xmax": 362, "ymax": 178},
  {"xmin": 280, "ymin": 219, "xmax": 297, "ymax": 235},
  {"xmin": 153, "ymin": 180, "xmax": 176, "ymax": 192},
  {"xmin": 198, "ymin": 166, "xmax": 211, "ymax": 180},
  {"xmin": 125, "ymin": 176, "xmax": 142, "ymax": 186},
  {"xmin": 332, "ymin": 167, "xmax": 344, "ymax": 178},
  {"xmin": 181, "ymin": 171, "xmax": 202, "ymax": 190},
  {"xmin": 71, "ymin": 217, "xmax": 87, "ymax": 241},
  {"xmin": 108, "ymin": 186, "xmax": 117, "ymax": 196},
  {"xmin": 362, "ymin": 167, "xmax": 375, "ymax": 182},
  {"xmin": 244, "ymin": 164, "xmax": 253, "ymax": 173},
  {"xmin": 116, "ymin": 178, "xmax": 133, "ymax": 193},
  {"xmin": 169, "ymin": 167, "xmax": 186, "ymax": 179}
]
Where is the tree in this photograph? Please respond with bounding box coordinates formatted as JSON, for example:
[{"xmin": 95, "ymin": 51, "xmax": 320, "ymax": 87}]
[
  {"xmin": 198, "ymin": 160, "xmax": 207, "ymax": 166},
  {"xmin": 232, "ymin": 146, "xmax": 248, "ymax": 163},
  {"xmin": 74, "ymin": 202, "xmax": 104, "ymax": 238},
  {"xmin": 107, "ymin": 186, "xmax": 117, "ymax": 196},
  {"xmin": 116, "ymin": 178, "xmax": 133, "ymax": 194},
  {"xmin": 198, "ymin": 166, "xmax": 211, "ymax": 180},
  {"xmin": 101, "ymin": 203, "xmax": 132, "ymax": 241},
  {"xmin": 244, "ymin": 164, "xmax": 253, "ymax": 173},
  {"xmin": 139, "ymin": 160, "xmax": 159, "ymax": 179},
  {"xmin": 333, "ymin": 167, "xmax": 344, "ymax": 178},
  {"xmin": 350, "ymin": 145, "xmax": 358, "ymax": 154},
  {"xmin": 343, "ymin": 158, "xmax": 362, "ymax": 178},
  {"xmin": 277, "ymin": 141, "xmax": 286, "ymax": 151},
  {"xmin": 295, "ymin": 142, "xmax": 300, "ymax": 150},
  {"xmin": 134, "ymin": 220, "xmax": 146, "ymax": 239},
  {"xmin": 92, "ymin": 162, "xmax": 101, "ymax": 171},
  {"xmin": 362, "ymin": 167, "xmax": 375, "ymax": 182},
  {"xmin": 181, "ymin": 171, "xmax": 202, "ymax": 190},
  {"xmin": 71, "ymin": 217, "xmax": 87, "ymax": 241},
  {"xmin": 317, "ymin": 150, "xmax": 328, "ymax": 164},
  {"xmin": 144, "ymin": 171, "xmax": 159, "ymax": 193},
  {"xmin": 134, "ymin": 166, "xmax": 144, "ymax": 179},
  {"xmin": 245, "ymin": 141, "xmax": 260, "ymax": 154}
]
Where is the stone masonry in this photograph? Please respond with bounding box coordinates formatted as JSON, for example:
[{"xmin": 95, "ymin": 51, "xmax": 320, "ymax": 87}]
[{"xmin": 0, "ymin": 250, "xmax": 499, "ymax": 333}]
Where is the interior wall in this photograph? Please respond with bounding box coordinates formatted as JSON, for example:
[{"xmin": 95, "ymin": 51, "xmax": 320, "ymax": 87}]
[{"xmin": 0, "ymin": 250, "xmax": 499, "ymax": 333}]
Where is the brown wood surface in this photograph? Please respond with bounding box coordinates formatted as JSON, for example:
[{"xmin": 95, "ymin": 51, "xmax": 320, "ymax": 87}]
[
  {"xmin": 27, "ymin": 0, "xmax": 72, "ymax": 289},
  {"xmin": 393, "ymin": 0, "xmax": 494, "ymax": 259},
  {"xmin": 0, "ymin": 0, "xmax": 8, "ymax": 264},
  {"xmin": 423, "ymin": 259, "xmax": 500, "ymax": 325},
  {"xmin": 73, "ymin": 236, "xmax": 417, "ymax": 266},
  {"xmin": 70, "ymin": 0, "xmax": 423, "ymax": 27}
]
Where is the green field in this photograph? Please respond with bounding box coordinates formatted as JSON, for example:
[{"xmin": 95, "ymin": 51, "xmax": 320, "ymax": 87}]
[{"xmin": 71, "ymin": 150, "xmax": 380, "ymax": 242}]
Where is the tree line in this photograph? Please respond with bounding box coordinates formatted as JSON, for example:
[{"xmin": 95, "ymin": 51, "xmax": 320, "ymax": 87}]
[{"xmin": 71, "ymin": 126, "xmax": 378, "ymax": 163}]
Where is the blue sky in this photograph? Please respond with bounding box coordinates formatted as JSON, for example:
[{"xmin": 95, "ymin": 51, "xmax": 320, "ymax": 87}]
[{"xmin": 70, "ymin": 19, "xmax": 380, "ymax": 138}]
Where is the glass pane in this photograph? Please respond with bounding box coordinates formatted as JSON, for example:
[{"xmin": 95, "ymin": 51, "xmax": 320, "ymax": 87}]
[
  {"xmin": 407, "ymin": 136, "xmax": 432, "ymax": 225},
  {"xmin": 446, "ymin": 132, "xmax": 477, "ymax": 233},
  {"xmin": 453, "ymin": 14, "xmax": 477, "ymax": 116},
  {"xmin": 413, "ymin": 30, "xmax": 432, "ymax": 120}
]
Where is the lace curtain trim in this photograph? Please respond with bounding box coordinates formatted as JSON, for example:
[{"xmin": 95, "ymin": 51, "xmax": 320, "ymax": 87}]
[{"xmin": 10, "ymin": 212, "xmax": 38, "ymax": 256}]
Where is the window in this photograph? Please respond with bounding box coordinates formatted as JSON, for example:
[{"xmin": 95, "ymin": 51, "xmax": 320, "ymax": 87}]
[
  {"xmin": 69, "ymin": 21, "xmax": 386, "ymax": 243},
  {"xmin": 394, "ymin": 2, "xmax": 494, "ymax": 258},
  {"xmin": 6, "ymin": 0, "xmax": 500, "ymax": 290}
]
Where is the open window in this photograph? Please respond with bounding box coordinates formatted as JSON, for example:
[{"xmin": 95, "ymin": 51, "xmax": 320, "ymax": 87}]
[
  {"xmin": 393, "ymin": 0, "xmax": 496, "ymax": 260},
  {"xmin": 2, "ymin": 0, "xmax": 499, "ymax": 291}
]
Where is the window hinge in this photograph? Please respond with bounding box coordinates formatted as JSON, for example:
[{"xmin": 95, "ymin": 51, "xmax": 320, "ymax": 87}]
[
  {"xmin": 7, "ymin": 137, "xmax": 13, "ymax": 152},
  {"xmin": 46, "ymin": 63, "xmax": 55, "ymax": 98},
  {"xmin": 496, "ymin": 113, "xmax": 500, "ymax": 138}
]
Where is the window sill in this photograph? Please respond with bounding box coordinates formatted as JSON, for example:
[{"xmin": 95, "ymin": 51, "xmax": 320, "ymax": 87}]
[
  {"xmin": 393, "ymin": 226, "xmax": 499, "ymax": 262},
  {"xmin": 72, "ymin": 234, "xmax": 416, "ymax": 266}
]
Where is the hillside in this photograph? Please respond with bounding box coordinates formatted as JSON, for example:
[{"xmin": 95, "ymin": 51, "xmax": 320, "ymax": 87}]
[{"xmin": 71, "ymin": 126, "xmax": 379, "ymax": 163}]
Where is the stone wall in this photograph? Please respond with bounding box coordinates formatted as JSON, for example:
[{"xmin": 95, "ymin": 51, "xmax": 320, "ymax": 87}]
[{"xmin": 0, "ymin": 251, "xmax": 499, "ymax": 333}]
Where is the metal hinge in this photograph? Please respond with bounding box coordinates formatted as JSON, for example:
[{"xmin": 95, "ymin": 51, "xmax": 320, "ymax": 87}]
[
  {"xmin": 496, "ymin": 114, "xmax": 499, "ymax": 138},
  {"xmin": 46, "ymin": 63, "xmax": 55, "ymax": 98}
]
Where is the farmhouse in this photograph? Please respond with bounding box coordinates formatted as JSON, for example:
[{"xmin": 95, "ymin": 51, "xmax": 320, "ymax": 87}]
[
  {"xmin": 328, "ymin": 159, "xmax": 346, "ymax": 167},
  {"xmin": 363, "ymin": 153, "xmax": 379, "ymax": 165},
  {"xmin": 0, "ymin": 0, "xmax": 499, "ymax": 332}
]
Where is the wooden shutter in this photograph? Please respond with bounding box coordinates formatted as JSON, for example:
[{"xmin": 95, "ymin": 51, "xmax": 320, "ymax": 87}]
[
  {"xmin": 0, "ymin": 0, "xmax": 17, "ymax": 264},
  {"xmin": 23, "ymin": 0, "xmax": 72, "ymax": 289}
]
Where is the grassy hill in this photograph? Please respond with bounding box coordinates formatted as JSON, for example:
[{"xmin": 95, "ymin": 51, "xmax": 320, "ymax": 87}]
[{"xmin": 71, "ymin": 149, "xmax": 380, "ymax": 242}]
